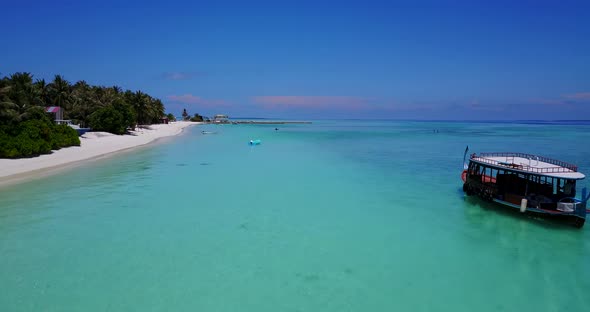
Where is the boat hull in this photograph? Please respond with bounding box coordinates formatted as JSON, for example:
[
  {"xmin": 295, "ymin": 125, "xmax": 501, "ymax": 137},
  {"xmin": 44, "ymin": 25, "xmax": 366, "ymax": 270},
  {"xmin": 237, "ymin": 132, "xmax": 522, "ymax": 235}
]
[{"xmin": 463, "ymin": 185, "xmax": 586, "ymax": 228}]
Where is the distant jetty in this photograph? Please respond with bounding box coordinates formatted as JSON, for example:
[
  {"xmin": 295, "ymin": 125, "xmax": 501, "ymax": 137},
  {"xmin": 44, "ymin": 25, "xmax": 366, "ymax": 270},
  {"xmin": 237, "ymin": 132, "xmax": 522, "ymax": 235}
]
[
  {"xmin": 229, "ymin": 120, "xmax": 312, "ymax": 125},
  {"xmin": 208, "ymin": 114, "xmax": 311, "ymax": 125}
]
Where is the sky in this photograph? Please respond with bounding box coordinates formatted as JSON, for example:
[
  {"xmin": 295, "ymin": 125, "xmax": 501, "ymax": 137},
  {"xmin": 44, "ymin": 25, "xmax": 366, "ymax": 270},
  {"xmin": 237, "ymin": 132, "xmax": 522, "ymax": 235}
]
[{"xmin": 1, "ymin": 0, "xmax": 589, "ymax": 120}]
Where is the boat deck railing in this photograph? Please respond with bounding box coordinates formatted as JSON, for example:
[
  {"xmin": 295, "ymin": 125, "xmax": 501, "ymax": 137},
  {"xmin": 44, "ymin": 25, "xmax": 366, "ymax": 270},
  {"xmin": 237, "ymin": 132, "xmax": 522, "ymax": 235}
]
[{"xmin": 473, "ymin": 152, "xmax": 578, "ymax": 174}]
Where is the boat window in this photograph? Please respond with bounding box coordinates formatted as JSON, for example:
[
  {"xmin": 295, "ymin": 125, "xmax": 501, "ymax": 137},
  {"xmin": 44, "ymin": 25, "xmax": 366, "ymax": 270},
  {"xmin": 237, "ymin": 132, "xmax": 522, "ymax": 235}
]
[
  {"xmin": 474, "ymin": 164, "xmax": 485, "ymax": 176},
  {"xmin": 526, "ymin": 174, "xmax": 551, "ymax": 197},
  {"xmin": 565, "ymin": 179, "xmax": 576, "ymax": 197},
  {"xmin": 487, "ymin": 166, "xmax": 493, "ymax": 177},
  {"xmin": 468, "ymin": 162, "xmax": 477, "ymax": 175},
  {"xmin": 481, "ymin": 166, "xmax": 488, "ymax": 176},
  {"xmin": 491, "ymin": 168, "xmax": 499, "ymax": 178},
  {"xmin": 552, "ymin": 178, "xmax": 568, "ymax": 196},
  {"xmin": 540, "ymin": 176, "xmax": 554, "ymax": 187}
]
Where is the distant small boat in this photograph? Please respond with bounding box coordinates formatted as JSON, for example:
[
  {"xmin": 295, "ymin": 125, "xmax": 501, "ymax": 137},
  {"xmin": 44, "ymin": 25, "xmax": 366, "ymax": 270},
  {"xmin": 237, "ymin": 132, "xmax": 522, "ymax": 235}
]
[
  {"xmin": 249, "ymin": 139, "xmax": 261, "ymax": 145},
  {"xmin": 461, "ymin": 148, "xmax": 588, "ymax": 228},
  {"xmin": 201, "ymin": 131, "xmax": 216, "ymax": 134}
]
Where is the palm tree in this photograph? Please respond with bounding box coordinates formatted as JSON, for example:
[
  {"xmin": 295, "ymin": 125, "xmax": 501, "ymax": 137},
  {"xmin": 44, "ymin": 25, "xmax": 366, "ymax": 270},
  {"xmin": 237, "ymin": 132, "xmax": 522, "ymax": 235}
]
[
  {"xmin": 2, "ymin": 72, "xmax": 43, "ymax": 123},
  {"xmin": 130, "ymin": 90, "xmax": 149, "ymax": 125},
  {"xmin": 1, "ymin": 72, "xmax": 169, "ymax": 129},
  {"xmin": 35, "ymin": 79, "xmax": 50, "ymax": 106},
  {"xmin": 111, "ymin": 85, "xmax": 122, "ymax": 95},
  {"xmin": 92, "ymin": 86, "xmax": 116, "ymax": 108},
  {"xmin": 150, "ymin": 98, "xmax": 165, "ymax": 123},
  {"xmin": 73, "ymin": 80, "xmax": 90, "ymax": 91},
  {"xmin": 0, "ymin": 78, "xmax": 17, "ymax": 124},
  {"xmin": 71, "ymin": 80, "xmax": 93, "ymax": 127},
  {"xmin": 48, "ymin": 74, "xmax": 72, "ymax": 117}
]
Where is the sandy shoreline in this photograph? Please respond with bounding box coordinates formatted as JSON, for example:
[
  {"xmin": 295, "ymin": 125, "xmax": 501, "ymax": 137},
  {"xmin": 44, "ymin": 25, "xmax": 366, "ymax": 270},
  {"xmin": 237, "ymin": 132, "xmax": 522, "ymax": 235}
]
[{"xmin": 0, "ymin": 121, "xmax": 199, "ymax": 187}]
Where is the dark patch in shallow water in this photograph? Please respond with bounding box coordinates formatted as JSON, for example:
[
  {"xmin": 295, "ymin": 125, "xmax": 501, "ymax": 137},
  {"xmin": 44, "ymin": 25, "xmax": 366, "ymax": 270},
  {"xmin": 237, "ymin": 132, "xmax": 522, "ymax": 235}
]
[
  {"xmin": 296, "ymin": 273, "xmax": 320, "ymax": 282},
  {"xmin": 200, "ymin": 163, "xmax": 211, "ymax": 166},
  {"xmin": 176, "ymin": 163, "xmax": 188, "ymax": 167}
]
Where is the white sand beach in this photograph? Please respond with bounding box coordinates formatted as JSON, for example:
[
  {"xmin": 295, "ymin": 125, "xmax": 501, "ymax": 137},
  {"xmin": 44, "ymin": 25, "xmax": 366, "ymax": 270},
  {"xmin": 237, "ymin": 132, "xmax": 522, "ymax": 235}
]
[{"xmin": 0, "ymin": 121, "xmax": 199, "ymax": 186}]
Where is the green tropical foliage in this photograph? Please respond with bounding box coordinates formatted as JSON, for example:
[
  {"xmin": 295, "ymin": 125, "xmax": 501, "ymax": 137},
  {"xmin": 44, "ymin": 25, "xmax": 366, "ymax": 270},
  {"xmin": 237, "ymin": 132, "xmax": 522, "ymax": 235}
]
[
  {"xmin": 1, "ymin": 72, "xmax": 171, "ymax": 129},
  {"xmin": 0, "ymin": 111, "xmax": 79, "ymax": 158},
  {"xmin": 0, "ymin": 72, "xmax": 194, "ymax": 158},
  {"xmin": 1, "ymin": 72, "xmax": 43, "ymax": 123},
  {"xmin": 190, "ymin": 113, "xmax": 204, "ymax": 122},
  {"xmin": 89, "ymin": 99, "xmax": 135, "ymax": 135}
]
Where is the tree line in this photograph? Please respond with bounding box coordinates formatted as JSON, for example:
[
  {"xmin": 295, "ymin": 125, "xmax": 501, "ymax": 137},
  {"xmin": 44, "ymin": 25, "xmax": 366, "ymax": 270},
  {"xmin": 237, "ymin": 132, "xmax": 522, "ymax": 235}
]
[
  {"xmin": 0, "ymin": 72, "xmax": 166, "ymax": 129},
  {"xmin": 0, "ymin": 72, "xmax": 173, "ymax": 158}
]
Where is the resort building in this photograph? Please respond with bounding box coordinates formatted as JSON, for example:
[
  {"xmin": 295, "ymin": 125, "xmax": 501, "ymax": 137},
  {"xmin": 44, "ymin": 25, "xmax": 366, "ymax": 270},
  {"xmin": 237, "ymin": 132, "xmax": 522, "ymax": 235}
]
[
  {"xmin": 45, "ymin": 106, "xmax": 90, "ymax": 135},
  {"xmin": 213, "ymin": 114, "xmax": 229, "ymax": 123},
  {"xmin": 45, "ymin": 106, "xmax": 64, "ymax": 122}
]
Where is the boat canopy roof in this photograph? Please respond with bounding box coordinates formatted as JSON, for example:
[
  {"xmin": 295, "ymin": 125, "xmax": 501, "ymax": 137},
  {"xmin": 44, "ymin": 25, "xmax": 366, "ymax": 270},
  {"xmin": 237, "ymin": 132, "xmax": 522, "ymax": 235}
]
[{"xmin": 470, "ymin": 152, "xmax": 585, "ymax": 180}]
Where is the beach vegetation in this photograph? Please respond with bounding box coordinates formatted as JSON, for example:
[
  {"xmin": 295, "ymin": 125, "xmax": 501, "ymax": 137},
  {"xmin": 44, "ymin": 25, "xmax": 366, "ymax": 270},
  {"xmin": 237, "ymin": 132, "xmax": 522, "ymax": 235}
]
[
  {"xmin": 166, "ymin": 113, "xmax": 176, "ymax": 122},
  {"xmin": 0, "ymin": 72, "xmax": 182, "ymax": 158},
  {"xmin": 0, "ymin": 112, "xmax": 80, "ymax": 158},
  {"xmin": 1, "ymin": 73, "xmax": 170, "ymax": 129},
  {"xmin": 190, "ymin": 113, "xmax": 204, "ymax": 122},
  {"xmin": 89, "ymin": 99, "xmax": 136, "ymax": 135}
]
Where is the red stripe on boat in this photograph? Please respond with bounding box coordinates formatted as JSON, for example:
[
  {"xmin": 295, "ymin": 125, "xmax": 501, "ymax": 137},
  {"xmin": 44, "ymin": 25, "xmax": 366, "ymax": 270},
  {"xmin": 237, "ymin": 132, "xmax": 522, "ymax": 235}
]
[{"xmin": 461, "ymin": 170, "xmax": 497, "ymax": 184}]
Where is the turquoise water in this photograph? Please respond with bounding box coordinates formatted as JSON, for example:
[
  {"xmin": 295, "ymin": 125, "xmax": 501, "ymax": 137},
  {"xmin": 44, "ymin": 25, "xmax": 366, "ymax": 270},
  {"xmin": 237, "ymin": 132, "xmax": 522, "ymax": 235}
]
[{"xmin": 1, "ymin": 120, "xmax": 590, "ymax": 311}]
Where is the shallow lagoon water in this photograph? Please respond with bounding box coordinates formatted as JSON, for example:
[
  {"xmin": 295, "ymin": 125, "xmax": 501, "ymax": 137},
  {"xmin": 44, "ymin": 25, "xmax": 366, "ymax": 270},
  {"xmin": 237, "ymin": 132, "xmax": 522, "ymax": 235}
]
[{"xmin": 1, "ymin": 120, "xmax": 589, "ymax": 311}]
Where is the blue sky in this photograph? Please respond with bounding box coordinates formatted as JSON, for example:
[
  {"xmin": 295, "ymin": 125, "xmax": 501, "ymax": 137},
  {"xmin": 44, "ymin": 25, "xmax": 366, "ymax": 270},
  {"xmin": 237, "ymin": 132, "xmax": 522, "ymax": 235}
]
[{"xmin": 1, "ymin": 0, "xmax": 589, "ymax": 119}]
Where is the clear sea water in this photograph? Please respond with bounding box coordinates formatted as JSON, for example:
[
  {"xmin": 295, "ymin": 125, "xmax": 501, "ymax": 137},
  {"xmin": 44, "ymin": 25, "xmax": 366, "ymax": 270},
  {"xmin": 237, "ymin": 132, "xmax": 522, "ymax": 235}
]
[{"xmin": 1, "ymin": 120, "xmax": 590, "ymax": 311}]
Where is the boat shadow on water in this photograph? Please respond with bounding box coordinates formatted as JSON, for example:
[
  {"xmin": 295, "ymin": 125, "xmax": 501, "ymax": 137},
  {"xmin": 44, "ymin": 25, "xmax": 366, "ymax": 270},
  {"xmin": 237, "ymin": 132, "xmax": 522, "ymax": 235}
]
[{"xmin": 459, "ymin": 189, "xmax": 580, "ymax": 231}]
